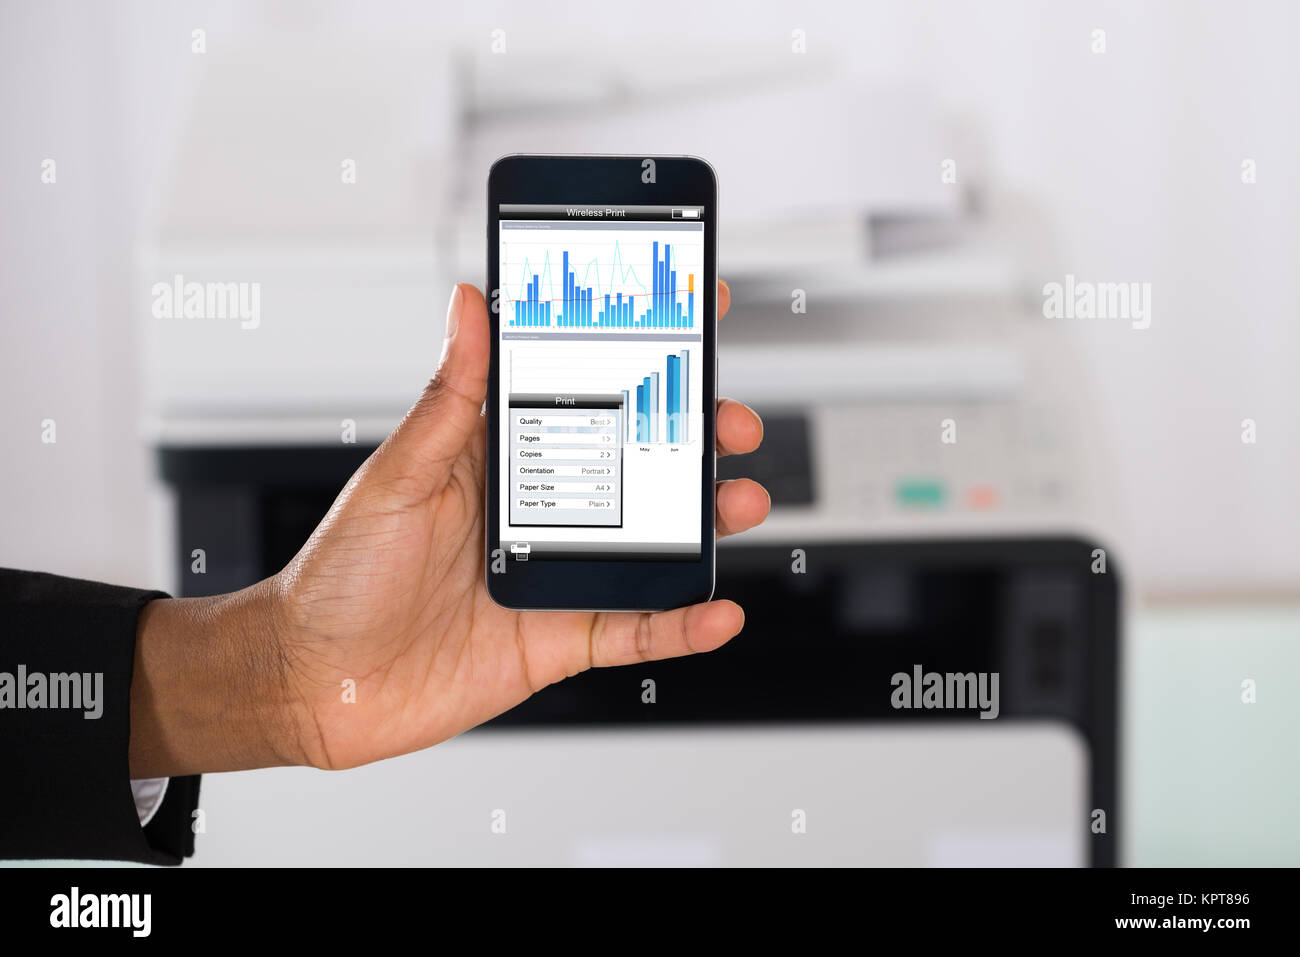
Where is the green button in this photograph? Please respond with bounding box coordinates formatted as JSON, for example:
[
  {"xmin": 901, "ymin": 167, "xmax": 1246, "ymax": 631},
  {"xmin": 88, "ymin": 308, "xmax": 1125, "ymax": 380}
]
[{"xmin": 895, "ymin": 480, "xmax": 945, "ymax": 508}]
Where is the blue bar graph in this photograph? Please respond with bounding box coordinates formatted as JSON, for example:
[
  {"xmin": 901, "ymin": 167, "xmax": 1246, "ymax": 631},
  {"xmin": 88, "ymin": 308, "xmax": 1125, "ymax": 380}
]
[
  {"xmin": 641, "ymin": 376, "xmax": 651, "ymax": 442},
  {"xmin": 667, "ymin": 355, "xmax": 677, "ymax": 443},
  {"xmin": 507, "ymin": 242, "xmax": 696, "ymax": 329},
  {"xmin": 623, "ymin": 349, "xmax": 691, "ymax": 445},
  {"xmin": 652, "ymin": 241, "xmax": 659, "ymax": 327},
  {"xmin": 636, "ymin": 384, "xmax": 647, "ymax": 442},
  {"xmin": 680, "ymin": 348, "xmax": 688, "ymax": 443},
  {"xmin": 650, "ymin": 372, "xmax": 659, "ymax": 442}
]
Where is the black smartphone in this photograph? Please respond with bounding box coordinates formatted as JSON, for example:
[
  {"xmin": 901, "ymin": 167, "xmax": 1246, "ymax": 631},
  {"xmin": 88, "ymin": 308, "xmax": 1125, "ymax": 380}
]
[{"xmin": 485, "ymin": 154, "xmax": 717, "ymax": 611}]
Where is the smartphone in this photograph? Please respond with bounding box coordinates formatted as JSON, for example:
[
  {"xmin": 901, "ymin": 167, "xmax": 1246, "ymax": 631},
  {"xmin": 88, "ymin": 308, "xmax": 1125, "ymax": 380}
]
[{"xmin": 485, "ymin": 154, "xmax": 717, "ymax": 611}]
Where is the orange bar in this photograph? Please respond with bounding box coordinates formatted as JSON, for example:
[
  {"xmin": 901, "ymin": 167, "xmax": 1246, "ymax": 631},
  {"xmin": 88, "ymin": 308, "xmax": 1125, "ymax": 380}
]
[
  {"xmin": 966, "ymin": 485, "xmax": 998, "ymax": 510},
  {"xmin": 688, "ymin": 273, "xmax": 694, "ymax": 294}
]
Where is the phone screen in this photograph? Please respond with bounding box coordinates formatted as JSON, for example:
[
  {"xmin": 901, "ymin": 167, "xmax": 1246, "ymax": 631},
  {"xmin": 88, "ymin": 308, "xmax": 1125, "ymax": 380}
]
[{"xmin": 496, "ymin": 204, "xmax": 706, "ymax": 565}]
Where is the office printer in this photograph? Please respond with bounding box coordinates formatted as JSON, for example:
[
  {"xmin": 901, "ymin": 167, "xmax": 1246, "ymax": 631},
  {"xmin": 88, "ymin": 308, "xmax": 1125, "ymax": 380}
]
[{"xmin": 142, "ymin": 54, "xmax": 1121, "ymax": 865}]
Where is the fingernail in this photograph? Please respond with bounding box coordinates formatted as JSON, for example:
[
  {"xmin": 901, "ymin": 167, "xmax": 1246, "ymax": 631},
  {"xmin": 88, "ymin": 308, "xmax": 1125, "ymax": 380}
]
[
  {"xmin": 440, "ymin": 285, "xmax": 463, "ymax": 365},
  {"xmin": 444, "ymin": 284, "xmax": 463, "ymax": 341}
]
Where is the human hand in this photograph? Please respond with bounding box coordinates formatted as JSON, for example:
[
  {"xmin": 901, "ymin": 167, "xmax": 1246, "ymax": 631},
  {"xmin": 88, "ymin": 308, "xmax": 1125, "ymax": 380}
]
[{"xmin": 129, "ymin": 281, "xmax": 768, "ymax": 776}]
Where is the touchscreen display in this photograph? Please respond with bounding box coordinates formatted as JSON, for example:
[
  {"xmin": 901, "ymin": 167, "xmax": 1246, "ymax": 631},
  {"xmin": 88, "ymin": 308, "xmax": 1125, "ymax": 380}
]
[{"xmin": 497, "ymin": 204, "xmax": 706, "ymax": 563}]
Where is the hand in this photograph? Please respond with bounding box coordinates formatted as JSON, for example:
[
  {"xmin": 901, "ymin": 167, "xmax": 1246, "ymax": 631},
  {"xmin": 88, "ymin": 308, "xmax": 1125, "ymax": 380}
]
[{"xmin": 129, "ymin": 281, "xmax": 768, "ymax": 777}]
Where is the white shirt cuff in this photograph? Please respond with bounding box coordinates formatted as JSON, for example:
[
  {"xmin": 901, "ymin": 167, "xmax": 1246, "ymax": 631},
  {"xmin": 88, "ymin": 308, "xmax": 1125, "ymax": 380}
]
[{"xmin": 129, "ymin": 777, "xmax": 170, "ymax": 827}]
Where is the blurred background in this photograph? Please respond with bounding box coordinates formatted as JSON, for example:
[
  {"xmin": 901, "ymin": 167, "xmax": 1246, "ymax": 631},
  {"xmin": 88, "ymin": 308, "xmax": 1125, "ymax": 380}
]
[{"xmin": 1, "ymin": 0, "xmax": 1297, "ymax": 866}]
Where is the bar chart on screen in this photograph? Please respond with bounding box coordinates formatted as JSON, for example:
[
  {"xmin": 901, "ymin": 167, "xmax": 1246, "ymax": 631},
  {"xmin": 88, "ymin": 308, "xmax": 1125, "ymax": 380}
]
[
  {"xmin": 627, "ymin": 348, "xmax": 690, "ymax": 444},
  {"xmin": 510, "ymin": 348, "xmax": 695, "ymax": 447},
  {"xmin": 502, "ymin": 233, "xmax": 701, "ymax": 331}
]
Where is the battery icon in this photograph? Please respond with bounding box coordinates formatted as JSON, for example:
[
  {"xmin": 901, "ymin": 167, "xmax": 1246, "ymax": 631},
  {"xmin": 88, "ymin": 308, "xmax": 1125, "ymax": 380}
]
[{"xmin": 672, "ymin": 208, "xmax": 701, "ymax": 219}]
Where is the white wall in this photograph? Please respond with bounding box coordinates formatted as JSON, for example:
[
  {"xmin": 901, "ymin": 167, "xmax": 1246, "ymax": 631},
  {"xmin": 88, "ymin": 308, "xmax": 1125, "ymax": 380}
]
[{"xmin": 2, "ymin": 0, "xmax": 1297, "ymax": 596}]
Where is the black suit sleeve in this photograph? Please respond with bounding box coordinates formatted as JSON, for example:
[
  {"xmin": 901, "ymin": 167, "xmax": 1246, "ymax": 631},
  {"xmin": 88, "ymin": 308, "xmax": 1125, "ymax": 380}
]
[{"xmin": 0, "ymin": 568, "xmax": 201, "ymax": 865}]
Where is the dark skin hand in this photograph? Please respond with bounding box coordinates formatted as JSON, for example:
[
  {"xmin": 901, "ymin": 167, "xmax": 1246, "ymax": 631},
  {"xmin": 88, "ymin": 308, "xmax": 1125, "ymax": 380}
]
[{"xmin": 129, "ymin": 280, "xmax": 768, "ymax": 777}]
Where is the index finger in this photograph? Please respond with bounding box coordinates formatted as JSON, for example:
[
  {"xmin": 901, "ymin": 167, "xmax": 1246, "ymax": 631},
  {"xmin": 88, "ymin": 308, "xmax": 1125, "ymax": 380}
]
[{"xmin": 717, "ymin": 279, "xmax": 730, "ymax": 321}]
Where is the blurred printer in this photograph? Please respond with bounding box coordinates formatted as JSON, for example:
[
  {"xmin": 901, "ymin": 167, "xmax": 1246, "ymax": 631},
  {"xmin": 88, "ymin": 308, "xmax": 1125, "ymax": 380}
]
[{"xmin": 143, "ymin": 52, "xmax": 1121, "ymax": 866}]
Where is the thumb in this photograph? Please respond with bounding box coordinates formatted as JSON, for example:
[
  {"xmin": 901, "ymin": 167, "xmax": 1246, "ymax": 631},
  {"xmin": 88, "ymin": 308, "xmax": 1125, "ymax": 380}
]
[{"xmin": 369, "ymin": 283, "xmax": 491, "ymax": 497}]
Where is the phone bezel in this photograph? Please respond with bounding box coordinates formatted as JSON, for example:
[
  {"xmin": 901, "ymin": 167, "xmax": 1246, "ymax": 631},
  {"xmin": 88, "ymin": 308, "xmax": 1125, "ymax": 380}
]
[{"xmin": 485, "ymin": 154, "xmax": 717, "ymax": 611}]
